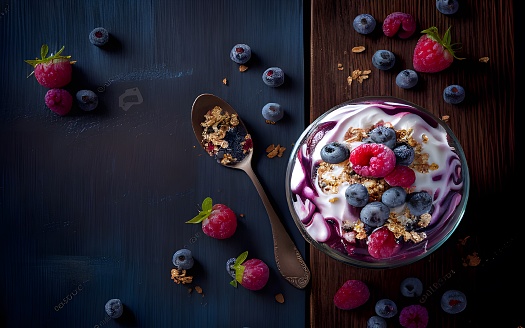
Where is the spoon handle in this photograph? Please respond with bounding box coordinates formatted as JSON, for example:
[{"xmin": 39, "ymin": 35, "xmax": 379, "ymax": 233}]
[{"xmin": 243, "ymin": 165, "xmax": 311, "ymax": 289}]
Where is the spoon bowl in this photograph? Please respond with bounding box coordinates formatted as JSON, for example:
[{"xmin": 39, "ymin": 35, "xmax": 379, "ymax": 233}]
[{"xmin": 191, "ymin": 93, "xmax": 310, "ymax": 289}]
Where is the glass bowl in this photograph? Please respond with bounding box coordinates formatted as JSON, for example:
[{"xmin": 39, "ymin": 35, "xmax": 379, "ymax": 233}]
[{"xmin": 286, "ymin": 96, "xmax": 469, "ymax": 269}]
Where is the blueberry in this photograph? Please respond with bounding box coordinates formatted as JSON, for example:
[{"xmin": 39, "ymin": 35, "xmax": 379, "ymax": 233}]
[
  {"xmin": 89, "ymin": 27, "xmax": 109, "ymax": 46},
  {"xmin": 230, "ymin": 43, "xmax": 252, "ymax": 64},
  {"xmin": 226, "ymin": 257, "xmax": 236, "ymax": 279},
  {"xmin": 368, "ymin": 126, "xmax": 397, "ymax": 149},
  {"xmin": 105, "ymin": 298, "xmax": 123, "ymax": 319},
  {"xmin": 172, "ymin": 249, "xmax": 194, "ymax": 270},
  {"xmin": 367, "ymin": 315, "xmax": 387, "ymax": 328},
  {"xmin": 436, "ymin": 0, "xmax": 459, "ymax": 15},
  {"xmin": 396, "ymin": 69, "xmax": 419, "ymax": 89},
  {"xmin": 353, "ymin": 14, "xmax": 376, "ymax": 35},
  {"xmin": 345, "ymin": 183, "xmax": 369, "ymax": 207},
  {"xmin": 381, "ymin": 187, "xmax": 407, "ymax": 208},
  {"xmin": 393, "ymin": 143, "xmax": 415, "ymax": 165},
  {"xmin": 372, "ymin": 50, "xmax": 395, "ymax": 70},
  {"xmin": 76, "ymin": 90, "xmax": 99, "ymax": 111},
  {"xmin": 406, "ymin": 191, "xmax": 433, "ymax": 216},
  {"xmin": 441, "ymin": 290, "xmax": 467, "ymax": 314},
  {"xmin": 320, "ymin": 142, "xmax": 350, "ymax": 164},
  {"xmin": 261, "ymin": 102, "xmax": 284, "ymax": 122},
  {"xmin": 443, "ymin": 84, "xmax": 465, "ymax": 104},
  {"xmin": 400, "ymin": 277, "xmax": 424, "ymax": 297},
  {"xmin": 375, "ymin": 298, "xmax": 398, "ymax": 318},
  {"xmin": 262, "ymin": 67, "xmax": 285, "ymax": 87},
  {"xmin": 359, "ymin": 201, "xmax": 390, "ymax": 227}
]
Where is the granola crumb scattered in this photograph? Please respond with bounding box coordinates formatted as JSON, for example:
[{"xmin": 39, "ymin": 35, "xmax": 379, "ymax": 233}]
[
  {"xmin": 479, "ymin": 57, "xmax": 489, "ymax": 63},
  {"xmin": 171, "ymin": 269, "xmax": 193, "ymax": 284},
  {"xmin": 337, "ymin": 63, "xmax": 344, "ymax": 71},
  {"xmin": 266, "ymin": 144, "xmax": 286, "ymax": 158},
  {"xmin": 239, "ymin": 65, "xmax": 249, "ymax": 72},
  {"xmin": 275, "ymin": 293, "xmax": 285, "ymax": 303},
  {"xmin": 195, "ymin": 285, "xmax": 204, "ymax": 295},
  {"xmin": 222, "ymin": 78, "xmax": 228, "ymax": 85},
  {"xmin": 347, "ymin": 69, "xmax": 371, "ymax": 85},
  {"xmin": 462, "ymin": 252, "xmax": 481, "ymax": 267},
  {"xmin": 441, "ymin": 115, "xmax": 450, "ymax": 122},
  {"xmin": 352, "ymin": 46, "xmax": 366, "ymax": 53}
]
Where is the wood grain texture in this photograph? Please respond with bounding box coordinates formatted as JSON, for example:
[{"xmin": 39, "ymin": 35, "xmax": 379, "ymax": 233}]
[{"xmin": 309, "ymin": 0, "xmax": 519, "ymax": 327}]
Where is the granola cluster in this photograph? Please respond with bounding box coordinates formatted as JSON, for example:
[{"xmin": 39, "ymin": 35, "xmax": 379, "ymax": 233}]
[{"xmin": 318, "ymin": 123, "xmax": 438, "ymax": 243}]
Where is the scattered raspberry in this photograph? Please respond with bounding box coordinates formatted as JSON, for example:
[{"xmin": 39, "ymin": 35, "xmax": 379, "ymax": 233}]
[
  {"xmin": 227, "ymin": 251, "xmax": 269, "ymax": 291},
  {"xmin": 384, "ymin": 165, "xmax": 416, "ymax": 188},
  {"xmin": 333, "ymin": 279, "xmax": 370, "ymax": 310},
  {"xmin": 25, "ymin": 44, "xmax": 73, "ymax": 89},
  {"xmin": 186, "ymin": 197, "xmax": 237, "ymax": 239},
  {"xmin": 367, "ymin": 226, "xmax": 401, "ymax": 259},
  {"xmin": 349, "ymin": 143, "xmax": 396, "ymax": 178},
  {"xmin": 399, "ymin": 304, "xmax": 429, "ymax": 328},
  {"xmin": 44, "ymin": 88, "xmax": 73, "ymax": 116},
  {"xmin": 382, "ymin": 12, "xmax": 417, "ymax": 39}
]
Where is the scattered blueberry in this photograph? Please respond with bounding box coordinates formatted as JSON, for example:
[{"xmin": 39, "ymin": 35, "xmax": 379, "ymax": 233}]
[
  {"xmin": 261, "ymin": 102, "xmax": 284, "ymax": 123},
  {"xmin": 359, "ymin": 201, "xmax": 390, "ymax": 227},
  {"xmin": 230, "ymin": 43, "xmax": 252, "ymax": 64},
  {"xmin": 320, "ymin": 142, "xmax": 350, "ymax": 164},
  {"xmin": 353, "ymin": 14, "xmax": 376, "ymax": 35},
  {"xmin": 393, "ymin": 143, "xmax": 415, "ymax": 166},
  {"xmin": 172, "ymin": 249, "xmax": 194, "ymax": 270},
  {"xmin": 372, "ymin": 50, "xmax": 396, "ymax": 70},
  {"xmin": 89, "ymin": 27, "xmax": 109, "ymax": 46},
  {"xmin": 368, "ymin": 126, "xmax": 397, "ymax": 149},
  {"xmin": 436, "ymin": 0, "xmax": 459, "ymax": 15},
  {"xmin": 375, "ymin": 298, "xmax": 398, "ymax": 318},
  {"xmin": 406, "ymin": 191, "xmax": 433, "ymax": 216},
  {"xmin": 396, "ymin": 69, "xmax": 419, "ymax": 89},
  {"xmin": 105, "ymin": 298, "xmax": 123, "ymax": 319},
  {"xmin": 226, "ymin": 257, "xmax": 236, "ymax": 279},
  {"xmin": 345, "ymin": 183, "xmax": 369, "ymax": 207},
  {"xmin": 75, "ymin": 90, "xmax": 99, "ymax": 111},
  {"xmin": 381, "ymin": 187, "xmax": 407, "ymax": 208},
  {"xmin": 443, "ymin": 84, "xmax": 466, "ymax": 104},
  {"xmin": 400, "ymin": 277, "xmax": 424, "ymax": 297},
  {"xmin": 441, "ymin": 290, "xmax": 467, "ymax": 314},
  {"xmin": 262, "ymin": 67, "xmax": 285, "ymax": 87},
  {"xmin": 367, "ymin": 315, "xmax": 387, "ymax": 328}
]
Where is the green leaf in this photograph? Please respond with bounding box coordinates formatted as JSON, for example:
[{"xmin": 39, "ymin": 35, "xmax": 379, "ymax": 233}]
[
  {"xmin": 235, "ymin": 251, "xmax": 248, "ymax": 266},
  {"xmin": 229, "ymin": 279, "xmax": 238, "ymax": 287},
  {"xmin": 41, "ymin": 44, "xmax": 48, "ymax": 59},
  {"xmin": 235, "ymin": 265, "xmax": 245, "ymax": 284},
  {"xmin": 185, "ymin": 197, "xmax": 213, "ymax": 223}
]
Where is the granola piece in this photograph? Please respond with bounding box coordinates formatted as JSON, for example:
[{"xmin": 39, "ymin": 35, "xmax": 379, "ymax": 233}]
[
  {"xmin": 275, "ymin": 293, "xmax": 285, "ymax": 303},
  {"xmin": 222, "ymin": 78, "xmax": 228, "ymax": 85},
  {"xmin": 479, "ymin": 57, "xmax": 489, "ymax": 63},
  {"xmin": 337, "ymin": 63, "xmax": 344, "ymax": 71},
  {"xmin": 239, "ymin": 65, "xmax": 248, "ymax": 72},
  {"xmin": 352, "ymin": 46, "xmax": 366, "ymax": 53},
  {"xmin": 171, "ymin": 269, "xmax": 193, "ymax": 284}
]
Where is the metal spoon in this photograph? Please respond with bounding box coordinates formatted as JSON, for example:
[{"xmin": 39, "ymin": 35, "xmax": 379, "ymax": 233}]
[{"xmin": 191, "ymin": 93, "xmax": 310, "ymax": 289}]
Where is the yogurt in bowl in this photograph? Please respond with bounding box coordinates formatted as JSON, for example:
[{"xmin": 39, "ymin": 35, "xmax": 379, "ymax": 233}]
[{"xmin": 286, "ymin": 97, "xmax": 469, "ymax": 269}]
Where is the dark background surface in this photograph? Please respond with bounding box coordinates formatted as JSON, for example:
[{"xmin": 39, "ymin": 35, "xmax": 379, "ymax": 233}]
[
  {"xmin": 309, "ymin": 0, "xmax": 520, "ymax": 327},
  {"xmin": 0, "ymin": 1, "xmax": 308, "ymax": 327}
]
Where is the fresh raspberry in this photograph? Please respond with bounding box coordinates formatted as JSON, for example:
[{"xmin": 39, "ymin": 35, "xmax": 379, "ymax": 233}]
[
  {"xmin": 227, "ymin": 251, "xmax": 269, "ymax": 291},
  {"xmin": 44, "ymin": 89, "xmax": 73, "ymax": 116},
  {"xmin": 385, "ymin": 165, "xmax": 416, "ymax": 188},
  {"xmin": 367, "ymin": 226, "xmax": 401, "ymax": 259},
  {"xmin": 25, "ymin": 45, "xmax": 73, "ymax": 89},
  {"xmin": 333, "ymin": 279, "xmax": 370, "ymax": 310},
  {"xmin": 399, "ymin": 304, "xmax": 429, "ymax": 328},
  {"xmin": 349, "ymin": 143, "xmax": 396, "ymax": 178},
  {"xmin": 413, "ymin": 26, "xmax": 464, "ymax": 73},
  {"xmin": 186, "ymin": 197, "xmax": 237, "ymax": 239},
  {"xmin": 382, "ymin": 12, "xmax": 417, "ymax": 39}
]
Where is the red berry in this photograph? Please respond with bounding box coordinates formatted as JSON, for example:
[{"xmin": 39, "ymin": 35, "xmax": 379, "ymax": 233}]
[
  {"xmin": 367, "ymin": 226, "xmax": 401, "ymax": 259},
  {"xmin": 240, "ymin": 258, "xmax": 269, "ymax": 291},
  {"xmin": 383, "ymin": 12, "xmax": 417, "ymax": 39},
  {"xmin": 399, "ymin": 304, "xmax": 429, "ymax": 328},
  {"xmin": 186, "ymin": 197, "xmax": 237, "ymax": 239},
  {"xmin": 202, "ymin": 204, "xmax": 237, "ymax": 239},
  {"xmin": 385, "ymin": 165, "xmax": 416, "ymax": 188},
  {"xmin": 44, "ymin": 88, "xmax": 73, "ymax": 116},
  {"xmin": 25, "ymin": 45, "xmax": 73, "ymax": 88},
  {"xmin": 349, "ymin": 143, "xmax": 396, "ymax": 178},
  {"xmin": 413, "ymin": 26, "xmax": 463, "ymax": 73},
  {"xmin": 333, "ymin": 279, "xmax": 370, "ymax": 310}
]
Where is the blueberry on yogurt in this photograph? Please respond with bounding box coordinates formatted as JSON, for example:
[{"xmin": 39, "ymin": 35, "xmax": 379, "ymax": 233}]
[
  {"xmin": 230, "ymin": 43, "xmax": 252, "ymax": 64},
  {"xmin": 393, "ymin": 143, "xmax": 415, "ymax": 166},
  {"xmin": 406, "ymin": 191, "xmax": 433, "ymax": 216},
  {"xmin": 262, "ymin": 67, "xmax": 284, "ymax": 87},
  {"xmin": 368, "ymin": 125, "xmax": 397, "ymax": 149},
  {"xmin": 345, "ymin": 183, "xmax": 369, "ymax": 207},
  {"xmin": 381, "ymin": 187, "xmax": 407, "ymax": 208},
  {"xmin": 359, "ymin": 201, "xmax": 390, "ymax": 227},
  {"xmin": 353, "ymin": 14, "xmax": 376, "ymax": 35},
  {"xmin": 320, "ymin": 142, "xmax": 349, "ymax": 164},
  {"xmin": 372, "ymin": 50, "xmax": 396, "ymax": 70}
]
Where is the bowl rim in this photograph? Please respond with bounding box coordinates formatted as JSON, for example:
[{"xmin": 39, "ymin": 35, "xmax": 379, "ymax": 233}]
[{"xmin": 285, "ymin": 96, "xmax": 470, "ymax": 269}]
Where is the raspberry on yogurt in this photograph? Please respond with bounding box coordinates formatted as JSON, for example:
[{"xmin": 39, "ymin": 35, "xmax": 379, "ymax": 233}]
[{"xmin": 349, "ymin": 143, "xmax": 396, "ymax": 178}]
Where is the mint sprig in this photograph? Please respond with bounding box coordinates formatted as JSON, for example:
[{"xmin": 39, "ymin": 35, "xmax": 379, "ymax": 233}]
[
  {"xmin": 186, "ymin": 197, "xmax": 213, "ymax": 224},
  {"xmin": 24, "ymin": 44, "xmax": 72, "ymax": 67},
  {"xmin": 229, "ymin": 251, "xmax": 248, "ymax": 287}
]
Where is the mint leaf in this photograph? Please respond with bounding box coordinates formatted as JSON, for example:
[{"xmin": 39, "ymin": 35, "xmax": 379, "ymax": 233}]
[
  {"xmin": 185, "ymin": 197, "xmax": 213, "ymax": 224},
  {"xmin": 235, "ymin": 251, "xmax": 248, "ymax": 265}
]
